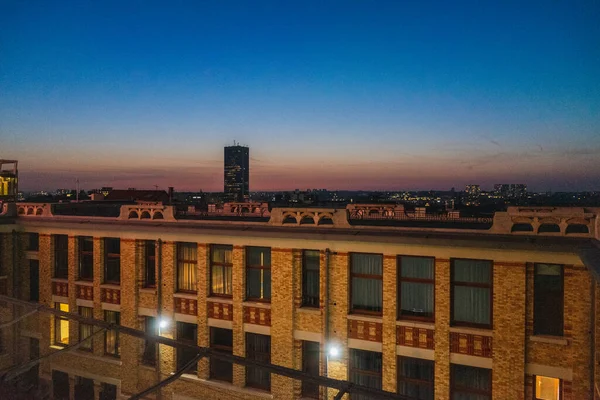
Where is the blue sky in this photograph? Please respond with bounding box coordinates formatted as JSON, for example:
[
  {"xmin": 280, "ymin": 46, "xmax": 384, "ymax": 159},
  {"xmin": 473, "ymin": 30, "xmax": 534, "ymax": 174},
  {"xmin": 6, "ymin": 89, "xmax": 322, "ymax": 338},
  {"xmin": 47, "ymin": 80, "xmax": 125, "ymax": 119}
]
[{"xmin": 1, "ymin": 0, "xmax": 599, "ymax": 191}]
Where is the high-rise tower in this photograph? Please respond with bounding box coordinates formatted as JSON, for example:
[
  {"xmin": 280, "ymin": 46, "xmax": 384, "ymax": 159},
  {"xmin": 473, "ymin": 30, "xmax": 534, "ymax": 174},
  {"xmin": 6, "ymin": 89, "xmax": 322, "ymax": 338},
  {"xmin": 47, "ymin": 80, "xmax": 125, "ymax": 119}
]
[{"xmin": 224, "ymin": 144, "xmax": 249, "ymax": 202}]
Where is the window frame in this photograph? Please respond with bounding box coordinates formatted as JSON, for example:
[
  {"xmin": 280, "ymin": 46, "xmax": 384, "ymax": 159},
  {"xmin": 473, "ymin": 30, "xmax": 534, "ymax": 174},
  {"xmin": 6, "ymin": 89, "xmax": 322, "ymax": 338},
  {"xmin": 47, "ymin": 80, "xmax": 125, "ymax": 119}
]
[
  {"xmin": 54, "ymin": 302, "xmax": 69, "ymax": 346},
  {"xmin": 396, "ymin": 356, "xmax": 434, "ymax": 399},
  {"xmin": 209, "ymin": 327, "xmax": 233, "ymax": 382},
  {"xmin": 142, "ymin": 316, "xmax": 157, "ymax": 366},
  {"xmin": 534, "ymin": 375, "xmax": 562, "ymax": 400},
  {"xmin": 54, "ymin": 235, "xmax": 69, "ymax": 279},
  {"xmin": 176, "ymin": 242, "xmax": 198, "ymax": 293},
  {"xmin": 533, "ymin": 263, "xmax": 564, "ymax": 337},
  {"xmin": 397, "ymin": 255, "xmax": 435, "ymax": 322},
  {"xmin": 301, "ymin": 250, "xmax": 320, "ymax": 308},
  {"xmin": 26, "ymin": 232, "xmax": 39, "ymax": 251},
  {"xmin": 450, "ymin": 364, "xmax": 492, "ymax": 400},
  {"xmin": 349, "ymin": 349, "xmax": 383, "ymax": 400},
  {"xmin": 104, "ymin": 310, "xmax": 120, "ymax": 358},
  {"xmin": 245, "ymin": 332, "xmax": 271, "ymax": 391},
  {"xmin": 350, "ymin": 252, "xmax": 384, "ymax": 316},
  {"xmin": 301, "ymin": 340, "xmax": 320, "ymax": 398},
  {"xmin": 450, "ymin": 258, "xmax": 493, "ymax": 329},
  {"xmin": 143, "ymin": 240, "xmax": 156, "ymax": 288},
  {"xmin": 103, "ymin": 238, "xmax": 121, "ymax": 285},
  {"xmin": 176, "ymin": 321, "xmax": 199, "ymax": 372},
  {"xmin": 78, "ymin": 236, "xmax": 94, "ymax": 281},
  {"xmin": 210, "ymin": 244, "xmax": 233, "ymax": 298},
  {"xmin": 78, "ymin": 306, "xmax": 93, "ymax": 352},
  {"xmin": 245, "ymin": 247, "xmax": 272, "ymax": 302}
]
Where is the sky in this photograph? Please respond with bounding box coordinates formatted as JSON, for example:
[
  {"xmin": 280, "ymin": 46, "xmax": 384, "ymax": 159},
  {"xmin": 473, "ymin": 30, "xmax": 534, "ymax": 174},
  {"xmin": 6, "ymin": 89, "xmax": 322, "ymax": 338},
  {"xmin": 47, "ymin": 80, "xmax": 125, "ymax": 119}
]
[{"xmin": 1, "ymin": 1, "xmax": 599, "ymax": 192}]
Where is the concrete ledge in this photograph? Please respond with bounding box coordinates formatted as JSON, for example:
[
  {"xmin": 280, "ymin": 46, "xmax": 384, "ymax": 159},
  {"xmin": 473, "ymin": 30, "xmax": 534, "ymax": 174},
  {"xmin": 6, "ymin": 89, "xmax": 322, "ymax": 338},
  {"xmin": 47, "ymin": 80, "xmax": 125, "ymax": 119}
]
[
  {"xmin": 396, "ymin": 320, "xmax": 435, "ymax": 330},
  {"xmin": 208, "ymin": 318, "xmax": 233, "ymax": 329},
  {"xmin": 348, "ymin": 338, "xmax": 382, "ymax": 352},
  {"xmin": 450, "ymin": 353, "xmax": 492, "ymax": 369},
  {"xmin": 174, "ymin": 375, "xmax": 273, "ymax": 399},
  {"xmin": 207, "ymin": 296, "xmax": 233, "ymax": 305},
  {"xmin": 297, "ymin": 307, "xmax": 321, "ymax": 315},
  {"xmin": 51, "ymin": 295, "xmax": 69, "ymax": 304},
  {"xmin": 293, "ymin": 330, "xmax": 321, "ymax": 342},
  {"xmin": 76, "ymin": 299, "xmax": 94, "ymax": 308},
  {"xmin": 173, "ymin": 292, "xmax": 198, "ymax": 300},
  {"xmin": 138, "ymin": 307, "xmax": 158, "ymax": 317},
  {"xmin": 243, "ymin": 301, "xmax": 271, "ymax": 309},
  {"xmin": 74, "ymin": 280, "xmax": 94, "ymax": 287},
  {"xmin": 99, "ymin": 283, "xmax": 121, "ymax": 290},
  {"xmin": 396, "ymin": 345, "xmax": 434, "ymax": 360},
  {"xmin": 244, "ymin": 323, "xmax": 271, "ymax": 335},
  {"xmin": 174, "ymin": 313, "xmax": 197, "ymax": 324},
  {"xmin": 449, "ymin": 326, "xmax": 492, "ymax": 337},
  {"xmin": 101, "ymin": 303, "xmax": 121, "ymax": 312},
  {"xmin": 526, "ymin": 363, "xmax": 573, "ymax": 380},
  {"xmin": 529, "ymin": 335, "xmax": 568, "ymax": 346},
  {"xmin": 347, "ymin": 314, "xmax": 383, "ymax": 323}
]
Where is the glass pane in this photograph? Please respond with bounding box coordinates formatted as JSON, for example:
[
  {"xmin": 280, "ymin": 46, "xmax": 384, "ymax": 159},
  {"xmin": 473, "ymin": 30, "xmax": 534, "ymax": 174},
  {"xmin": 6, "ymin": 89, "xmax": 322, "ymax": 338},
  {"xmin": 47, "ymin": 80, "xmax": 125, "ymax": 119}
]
[
  {"xmin": 352, "ymin": 277, "xmax": 382, "ymax": 312},
  {"xmin": 400, "ymin": 281, "xmax": 434, "ymax": 317},
  {"xmin": 247, "ymin": 247, "xmax": 271, "ymax": 266},
  {"xmin": 453, "ymin": 286, "xmax": 490, "ymax": 325},
  {"xmin": 304, "ymin": 250, "xmax": 320, "ymax": 270},
  {"xmin": 400, "ymin": 256, "xmax": 434, "ymax": 279},
  {"xmin": 212, "ymin": 245, "xmax": 232, "ymax": 263},
  {"xmin": 535, "ymin": 376, "xmax": 560, "ymax": 400},
  {"xmin": 536, "ymin": 264, "xmax": 562, "ymax": 276},
  {"xmin": 453, "ymin": 259, "xmax": 491, "ymax": 284},
  {"xmin": 351, "ymin": 253, "xmax": 383, "ymax": 275}
]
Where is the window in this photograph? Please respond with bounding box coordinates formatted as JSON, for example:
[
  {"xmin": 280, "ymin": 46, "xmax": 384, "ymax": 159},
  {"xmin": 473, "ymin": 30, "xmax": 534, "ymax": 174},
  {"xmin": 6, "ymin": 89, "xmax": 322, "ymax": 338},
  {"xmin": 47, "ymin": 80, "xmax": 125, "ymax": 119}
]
[
  {"xmin": 398, "ymin": 256, "xmax": 434, "ymax": 320},
  {"xmin": 79, "ymin": 236, "xmax": 94, "ymax": 281},
  {"xmin": 210, "ymin": 327, "xmax": 233, "ymax": 382},
  {"xmin": 534, "ymin": 264, "xmax": 563, "ymax": 336},
  {"xmin": 535, "ymin": 376, "xmax": 561, "ymax": 400},
  {"xmin": 349, "ymin": 349, "xmax": 382, "ymax": 400},
  {"xmin": 177, "ymin": 242, "xmax": 197, "ymax": 292},
  {"xmin": 104, "ymin": 310, "xmax": 120, "ymax": 357},
  {"xmin": 451, "ymin": 259, "xmax": 492, "ymax": 328},
  {"xmin": 74, "ymin": 376, "xmax": 94, "ymax": 400},
  {"xmin": 104, "ymin": 238, "xmax": 120, "ymax": 284},
  {"xmin": 246, "ymin": 247, "xmax": 271, "ymax": 301},
  {"xmin": 79, "ymin": 307, "xmax": 93, "ymax": 352},
  {"xmin": 24, "ymin": 338, "xmax": 39, "ymax": 388},
  {"xmin": 142, "ymin": 316, "xmax": 157, "ymax": 366},
  {"xmin": 302, "ymin": 341, "xmax": 320, "ymax": 398},
  {"xmin": 0, "ymin": 330, "xmax": 4, "ymax": 354},
  {"xmin": 302, "ymin": 250, "xmax": 320, "ymax": 307},
  {"xmin": 0, "ymin": 235, "xmax": 3, "ymax": 275},
  {"xmin": 450, "ymin": 364, "xmax": 491, "ymax": 400},
  {"xmin": 177, "ymin": 322, "xmax": 198, "ymax": 372},
  {"xmin": 26, "ymin": 232, "xmax": 39, "ymax": 251},
  {"xmin": 99, "ymin": 382, "xmax": 117, "ymax": 400},
  {"xmin": 52, "ymin": 370, "xmax": 70, "ymax": 400},
  {"xmin": 246, "ymin": 333, "xmax": 271, "ymax": 391},
  {"xmin": 54, "ymin": 235, "xmax": 68, "ymax": 279},
  {"xmin": 210, "ymin": 245, "xmax": 233, "ymax": 296},
  {"xmin": 351, "ymin": 253, "xmax": 383, "ymax": 314},
  {"xmin": 54, "ymin": 303, "xmax": 69, "ymax": 345},
  {"xmin": 143, "ymin": 241, "xmax": 156, "ymax": 288},
  {"xmin": 29, "ymin": 259, "xmax": 39, "ymax": 302},
  {"xmin": 397, "ymin": 357, "xmax": 434, "ymax": 399}
]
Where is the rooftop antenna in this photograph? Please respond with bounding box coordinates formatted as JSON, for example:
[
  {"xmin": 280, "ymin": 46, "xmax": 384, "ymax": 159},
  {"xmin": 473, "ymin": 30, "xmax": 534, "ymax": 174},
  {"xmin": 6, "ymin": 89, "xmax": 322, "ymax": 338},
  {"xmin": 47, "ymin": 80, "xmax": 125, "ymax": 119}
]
[
  {"xmin": 154, "ymin": 185, "xmax": 159, "ymax": 191},
  {"xmin": 76, "ymin": 178, "xmax": 79, "ymax": 202}
]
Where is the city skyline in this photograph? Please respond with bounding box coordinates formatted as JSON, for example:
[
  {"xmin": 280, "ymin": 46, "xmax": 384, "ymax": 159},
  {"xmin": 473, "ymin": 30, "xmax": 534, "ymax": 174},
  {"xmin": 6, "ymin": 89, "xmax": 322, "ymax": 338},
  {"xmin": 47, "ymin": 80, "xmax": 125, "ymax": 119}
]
[{"xmin": 2, "ymin": 1, "xmax": 600, "ymax": 192}]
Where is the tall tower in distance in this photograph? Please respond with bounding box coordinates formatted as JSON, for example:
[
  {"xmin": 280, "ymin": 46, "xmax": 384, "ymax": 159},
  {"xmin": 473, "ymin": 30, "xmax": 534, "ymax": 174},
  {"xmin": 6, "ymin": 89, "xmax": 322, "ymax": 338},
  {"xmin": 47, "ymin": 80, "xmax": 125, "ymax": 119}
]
[{"xmin": 224, "ymin": 142, "xmax": 250, "ymax": 202}]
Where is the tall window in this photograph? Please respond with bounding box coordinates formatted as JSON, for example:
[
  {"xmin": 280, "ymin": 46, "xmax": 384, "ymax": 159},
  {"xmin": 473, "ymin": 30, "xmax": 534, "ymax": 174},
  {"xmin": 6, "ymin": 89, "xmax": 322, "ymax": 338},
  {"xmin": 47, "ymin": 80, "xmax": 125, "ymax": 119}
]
[
  {"xmin": 177, "ymin": 322, "xmax": 198, "ymax": 372},
  {"xmin": 74, "ymin": 376, "xmax": 94, "ymax": 400},
  {"xmin": 398, "ymin": 256, "xmax": 434, "ymax": 320},
  {"xmin": 143, "ymin": 241, "xmax": 156, "ymax": 288},
  {"xmin": 52, "ymin": 370, "xmax": 70, "ymax": 400},
  {"xmin": 302, "ymin": 341, "xmax": 320, "ymax": 398},
  {"xmin": 54, "ymin": 235, "xmax": 68, "ymax": 279},
  {"xmin": 535, "ymin": 376, "xmax": 561, "ymax": 400},
  {"xmin": 302, "ymin": 250, "xmax": 320, "ymax": 307},
  {"xmin": 246, "ymin": 247, "xmax": 271, "ymax": 301},
  {"xmin": 78, "ymin": 236, "xmax": 94, "ymax": 281},
  {"xmin": 450, "ymin": 365, "xmax": 491, "ymax": 400},
  {"xmin": 99, "ymin": 383, "xmax": 117, "ymax": 400},
  {"xmin": 534, "ymin": 264, "xmax": 564, "ymax": 336},
  {"xmin": 177, "ymin": 243, "xmax": 197, "ymax": 292},
  {"xmin": 246, "ymin": 333, "xmax": 271, "ymax": 391},
  {"xmin": 210, "ymin": 245, "xmax": 233, "ymax": 296},
  {"xmin": 26, "ymin": 233, "xmax": 39, "ymax": 251},
  {"xmin": 350, "ymin": 253, "xmax": 383, "ymax": 315},
  {"xmin": 210, "ymin": 327, "xmax": 233, "ymax": 382},
  {"xmin": 104, "ymin": 238, "xmax": 120, "ymax": 284},
  {"xmin": 451, "ymin": 259, "xmax": 492, "ymax": 328},
  {"xmin": 54, "ymin": 303, "xmax": 69, "ymax": 345},
  {"xmin": 104, "ymin": 310, "xmax": 120, "ymax": 357},
  {"xmin": 349, "ymin": 349, "xmax": 382, "ymax": 400},
  {"xmin": 78, "ymin": 306, "xmax": 93, "ymax": 352},
  {"xmin": 29, "ymin": 259, "xmax": 39, "ymax": 302},
  {"xmin": 142, "ymin": 317, "xmax": 157, "ymax": 366},
  {"xmin": 397, "ymin": 357, "xmax": 434, "ymax": 399}
]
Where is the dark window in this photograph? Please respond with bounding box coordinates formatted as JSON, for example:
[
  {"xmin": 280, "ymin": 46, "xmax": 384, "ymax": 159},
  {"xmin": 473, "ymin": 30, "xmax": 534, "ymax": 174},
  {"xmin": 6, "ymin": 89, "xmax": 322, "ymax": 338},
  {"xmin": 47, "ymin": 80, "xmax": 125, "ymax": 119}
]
[
  {"xmin": 99, "ymin": 382, "xmax": 117, "ymax": 400},
  {"xmin": 79, "ymin": 236, "xmax": 94, "ymax": 281},
  {"xmin": 397, "ymin": 357, "xmax": 434, "ymax": 399},
  {"xmin": 451, "ymin": 259, "xmax": 492, "ymax": 328},
  {"xmin": 79, "ymin": 306, "xmax": 93, "ymax": 352},
  {"xmin": 351, "ymin": 253, "xmax": 383, "ymax": 315},
  {"xmin": 177, "ymin": 322, "xmax": 198, "ymax": 372},
  {"xmin": 534, "ymin": 264, "xmax": 564, "ymax": 336},
  {"xmin": 398, "ymin": 256, "xmax": 435, "ymax": 321},
  {"xmin": 0, "ymin": 235, "xmax": 3, "ymax": 275},
  {"xmin": 177, "ymin": 243, "xmax": 197, "ymax": 292},
  {"xmin": 349, "ymin": 349, "xmax": 382, "ymax": 400},
  {"xmin": 246, "ymin": 247, "xmax": 271, "ymax": 301},
  {"xmin": 24, "ymin": 337, "xmax": 39, "ymax": 388},
  {"xmin": 104, "ymin": 310, "xmax": 120, "ymax": 357},
  {"xmin": 246, "ymin": 333, "xmax": 271, "ymax": 391},
  {"xmin": 302, "ymin": 341, "xmax": 320, "ymax": 398},
  {"xmin": 29, "ymin": 259, "xmax": 39, "ymax": 301},
  {"xmin": 210, "ymin": 327, "xmax": 233, "ymax": 382},
  {"xmin": 54, "ymin": 303, "xmax": 69, "ymax": 346},
  {"xmin": 104, "ymin": 238, "xmax": 120, "ymax": 284},
  {"xmin": 26, "ymin": 233, "xmax": 39, "ymax": 251},
  {"xmin": 450, "ymin": 364, "xmax": 491, "ymax": 400},
  {"xmin": 210, "ymin": 245, "xmax": 233, "ymax": 296},
  {"xmin": 0, "ymin": 330, "xmax": 4, "ymax": 354},
  {"xmin": 52, "ymin": 370, "xmax": 70, "ymax": 400},
  {"xmin": 54, "ymin": 235, "xmax": 68, "ymax": 279},
  {"xmin": 75, "ymin": 376, "xmax": 95, "ymax": 400},
  {"xmin": 142, "ymin": 316, "xmax": 157, "ymax": 366},
  {"xmin": 143, "ymin": 241, "xmax": 156, "ymax": 288},
  {"xmin": 302, "ymin": 250, "xmax": 320, "ymax": 307}
]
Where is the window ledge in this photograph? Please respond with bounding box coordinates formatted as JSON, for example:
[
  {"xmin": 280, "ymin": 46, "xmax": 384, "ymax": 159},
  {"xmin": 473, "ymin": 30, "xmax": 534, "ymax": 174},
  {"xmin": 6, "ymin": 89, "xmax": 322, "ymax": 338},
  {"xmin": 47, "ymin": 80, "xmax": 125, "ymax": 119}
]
[
  {"xmin": 396, "ymin": 320, "xmax": 435, "ymax": 330},
  {"xmin": 100, "ymin": 283, "xmax": 121, "ymax": 290},
  {"xmin": 51, "ymin": 278, "xmax": 68, "ymax": 283},
  {"xmin": 139, "ymin": 288, "xmax": 157, "ymax": 294},
  {"xmin": 449, "ymin": 326, "xmax": 492, "ymax": 337},
  {"xmin": 139, "ymin": 364, "xmax": 157, "ymax": 371},
  {"xmin": 297, "ymin": 307, "xmax": 321, "ymax": 315},
  {"xmin": 347, "ymin": 314, "xmax": 383, "ymax": 323},
  {"xmin": 74, "ymin": 280, "xmax": 94, "ymax": 287},
  {"xmin": 243, "ymin": 301, "xmax": 271, "ymax": 309},
  {"xmin": 174, "ymin": 292, "xmax": 198, "ymax": 300},
  {"xmin": 50, "ymin": 345, "xmax": 67, "ymax": 350},
  {"xmin": 529, "ymin": 335, "xmax": 568, "ymax": 346},
  {"xmin": 207, "ymin": 296, "xmax": 233, "ymax": 305},
  {"xmin": 176, "ymin": 374, "xmax": 273, "ymax": 398}
]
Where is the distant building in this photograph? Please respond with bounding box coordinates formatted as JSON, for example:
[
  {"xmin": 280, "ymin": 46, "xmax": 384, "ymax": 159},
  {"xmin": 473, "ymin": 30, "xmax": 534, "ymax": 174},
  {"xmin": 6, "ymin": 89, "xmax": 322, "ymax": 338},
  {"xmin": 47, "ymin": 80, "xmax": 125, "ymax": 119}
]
[
  {"xmin": 494, "ymin": 184, "xmax": 527, "ymax": 199},
  {"xmin": 0, "ymin": 159, "xmax": 18, "ymax": 202},
  {"xmin": 104, "ymin": 189, "xmax": 169, "ymax": 203},
  {"xmin": 465, "ymin": 184, "xmax": 481, "ymax": 205},
  {"xmin": 224, "ymin": 144, "xmax": 249, "ymax": 202}
]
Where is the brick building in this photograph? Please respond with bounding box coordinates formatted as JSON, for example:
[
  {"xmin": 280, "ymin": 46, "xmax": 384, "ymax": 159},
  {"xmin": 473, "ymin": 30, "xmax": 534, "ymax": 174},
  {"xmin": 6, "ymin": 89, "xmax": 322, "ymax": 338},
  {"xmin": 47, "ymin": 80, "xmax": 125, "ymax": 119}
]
[{"xmin": 1, "ymin": 202, "xmax": 600, "ymax": 399}]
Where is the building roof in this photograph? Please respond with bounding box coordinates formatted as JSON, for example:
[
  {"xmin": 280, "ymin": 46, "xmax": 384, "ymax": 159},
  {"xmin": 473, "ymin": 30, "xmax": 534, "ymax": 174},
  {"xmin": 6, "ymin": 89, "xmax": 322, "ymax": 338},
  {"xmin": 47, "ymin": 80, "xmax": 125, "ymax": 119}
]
[{"xmin": 103, "ymin": 190, "xmax": 169, "ymax": 203}]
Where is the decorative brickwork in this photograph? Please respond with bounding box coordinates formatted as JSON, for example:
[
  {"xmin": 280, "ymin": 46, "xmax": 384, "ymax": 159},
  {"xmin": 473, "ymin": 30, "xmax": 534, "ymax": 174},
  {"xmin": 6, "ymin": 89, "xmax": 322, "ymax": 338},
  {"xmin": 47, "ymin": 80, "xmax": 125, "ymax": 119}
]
[
  {"xmin": 52, "ymin": 281, "xmax": 68, "ymax": 297},
  {"xmin": 174, "ymin": 297, "xmax": 198, "ymax": 315},
  {"xmin": 449, "ymin": 332, "xmax": 491, "ymax": 357},
  {"xmin": 397, "ymin": 325, "xmax": 435, "ymax": 349},
  {"xmin": 76, "ymin": 284, "xmax": 93, "ymax": 300},
  {"xmin": 348, "ymin": 319, "xmax": 382, "ymax": 342},
  {"xmin": 101, "ymin": 287, "xmax": 120, "ymax": 304},
  {"xmin": 244, "ymin": 306, "xmax": 271, "ymax": 326},
  {"xmin": 207, "ymin": 301, "xmax": 233, "ymax": 321}
]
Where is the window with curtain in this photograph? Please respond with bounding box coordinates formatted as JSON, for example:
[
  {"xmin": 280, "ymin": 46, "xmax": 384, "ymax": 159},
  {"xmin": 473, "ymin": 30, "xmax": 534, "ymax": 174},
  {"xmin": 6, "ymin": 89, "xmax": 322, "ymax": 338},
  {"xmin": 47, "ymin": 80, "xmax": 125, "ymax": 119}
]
[
  {"xmin": 451, "ymin": 259, "xmax": 492, "ymax": 328},
  {"xmin": 534, "ymin": 264, "xmax": 563, "ymax": 336},
  {"xmin": 143, "ymin": 240, "xmax": 156, "ymax": 288},
  {"xmin": 78, "ymin": 236, "xmax": 93, "ymax": 281},
  {"xmin": 104, "ymin": 310, "xmax": 120, "ymax": 357},
  {"xmin": 398, "ymin": 256, "xmax": 435, "ymax": 320},
  {"xmin": 142, "ymin": 316, "xmax": 157, "ymax": 366},
  {"xmin": 210, "ymin": 245, "xmax": 233, "ymax": 296},
  {"xmin": 302, "ymin": 250, "xmax": 320, "ymax": 307},
  {"xmin": 351, "ymin": 253, "xmax": 383, "ymax": 315},
  {"xmin": 54, "ymin": 303, "xmax": 69, "ymax": 346},
  {"xmin": 535, "ymin": 376, "xmax": 561, "ymax": 400},
  {"xmin": 450, "ymin": 364, "xmax": 491, "ymax": 400},
  {"xmin": 246, "ymin": 333, "xmax": 271, "ymax": 391},
  {"xmin": 78, "ymin": 306, "xmax": 93, "ymax": 352},
  {"xmin": 54, "ymin": 235, "xmax": 68, "ymax": 279},
  {"xmin": 210, "ymin": 327, "xmax": 233, "ymax": 382},
  {"xmin": 104, "ymin": 238, "xmax": 120, "ymax": 284},
  {"xmin": 246, "ymin": 247, "xmax": 271, "ymax": 301},
  {"xmin": 177, "ymin": 242, "xmax": 197, "ymax": 292},
  {"xmin": 349, "ymin": 349, "xmax": 382, "ymax": 400},
  {"xmin": 397, "ymin": 357, "xmax": 434, "ymax": 399},
  {"xmin": 302, "ymin": 341, "xmax": 320, "ymax": 398},
  {"xmin": 177, "ymin": 322, "xmax": 198, "ymax": 372}
]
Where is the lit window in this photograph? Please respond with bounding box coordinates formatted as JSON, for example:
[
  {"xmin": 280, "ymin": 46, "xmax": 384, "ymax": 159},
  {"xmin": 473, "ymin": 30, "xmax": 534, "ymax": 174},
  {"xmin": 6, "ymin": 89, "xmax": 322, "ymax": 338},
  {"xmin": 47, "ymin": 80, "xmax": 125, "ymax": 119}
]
[
  {"xmin": 536, "ymin": 376, "xmax": 560, "ymax": 400},
  {"xmin": 398, "ymin": 256, "xmax": 435, "ymax": 320},
  {"xmin": 246, "ymin": 247, "xmax": 271, "ymax": 301},
  {"xmin": 210, "ymin": 245, "xmax": 233, "ymax": 296},
  {"xmin": 350, "ymin": 253, "xmax": 383, "ymax": 314},
  {"xmin": 177, "ymin": 243, "xmax": 197, "ymax": 292},
  {"xmin": 54, "ymin": 303, "xmax": 69, "ymax": 345},
  {"xmin": 451, "ymin": 259, "xmax": 492, "ymax": 328}
]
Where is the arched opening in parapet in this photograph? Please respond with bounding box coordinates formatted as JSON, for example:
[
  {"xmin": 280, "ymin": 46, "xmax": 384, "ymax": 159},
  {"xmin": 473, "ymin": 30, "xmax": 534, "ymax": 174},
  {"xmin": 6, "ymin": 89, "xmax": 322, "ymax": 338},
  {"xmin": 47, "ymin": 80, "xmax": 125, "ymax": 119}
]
[
  {"xmin": 511, "ymin": 223, "xmax": 533, "ymax": 233},
  {"xmin": 566, "ymin": 224, "xmax": 589, "ymax": 234},
  {"xmin": 241, "ymin": 207, "xmax": 250, "ymax": 214},
  {"xmin": 300, "ymin": 215, "xmax": 315, "ymax": 225},
  {"xmin": 128, "ymin": 211, "xmax": 139, "ymax": 219},
  {"xmin": 35, "ymin": 208, "xmax": 43, "ymax": 215},
  {"xmin": 26, "ymin": 207, "xmax": 34, "ymax": 215},
  {"xmin": 152, "ymin": 212, "xmax": 164, "ymax": 220},
  {"xmin": 383, "ymin": 209, "xmax": 394, "ymax": 217},
  {"xmin": 368, "ymin": 209, "xmax": 380, "ymax": 217},
  {"xmin": 140, "ymin": 211, "xmax": 151, "ymax": 219},
  {"xmin": 253, "ymin": 207, "xmax": 261, "ymax": 214},
  {"xmin": 283, "ymin": 215, "xmax": 297, "ymax": 224},
  {"xmin": 18, "ymin": 207, "xmax": 25, "ymax": 215},
  {"xmin": 538, "ymin": 224, "xmax": 560, "ymax": 233},
  {"xmin": 318, "ymin": 217, "xmax": 333, "ymax": 225}
]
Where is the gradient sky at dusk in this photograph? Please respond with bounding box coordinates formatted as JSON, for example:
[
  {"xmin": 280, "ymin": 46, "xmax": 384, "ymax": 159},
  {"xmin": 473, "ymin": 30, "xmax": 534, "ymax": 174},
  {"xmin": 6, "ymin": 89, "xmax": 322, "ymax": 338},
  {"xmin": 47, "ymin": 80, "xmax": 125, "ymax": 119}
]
[{"xmin": 1, "ymin": 1, "xmax": 599, "ymax": 192}]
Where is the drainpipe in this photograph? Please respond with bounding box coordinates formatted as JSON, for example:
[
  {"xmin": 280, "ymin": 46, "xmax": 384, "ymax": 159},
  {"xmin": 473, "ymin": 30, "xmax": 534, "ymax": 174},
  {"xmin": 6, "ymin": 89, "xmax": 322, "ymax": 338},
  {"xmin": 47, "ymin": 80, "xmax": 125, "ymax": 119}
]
[
  {"xmin": 156, "ymin": 238, "xmax": 162, "ymax": 400},
  {"xmin": 591, "ymin": 282, "xmax": 596, "ymax": 400},
  {"xmin": 323, "ymin": 248, "xmax": 331, "ymax": 376},
  {"xmin": 11, "ymin": 230, "xmax": 19, "ymax": 365}
]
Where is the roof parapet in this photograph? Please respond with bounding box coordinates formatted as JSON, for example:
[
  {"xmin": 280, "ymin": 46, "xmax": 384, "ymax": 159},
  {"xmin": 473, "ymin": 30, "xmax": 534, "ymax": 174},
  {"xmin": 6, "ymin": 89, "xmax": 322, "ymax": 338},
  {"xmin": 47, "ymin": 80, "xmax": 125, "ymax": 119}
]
[
  {"xmin": 269, "ymin": 208, "xmax": 350, "ymax": 227},
  {"xmin": 119, "ymin": 203, "xmax": 175, "ymax": 221}
]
